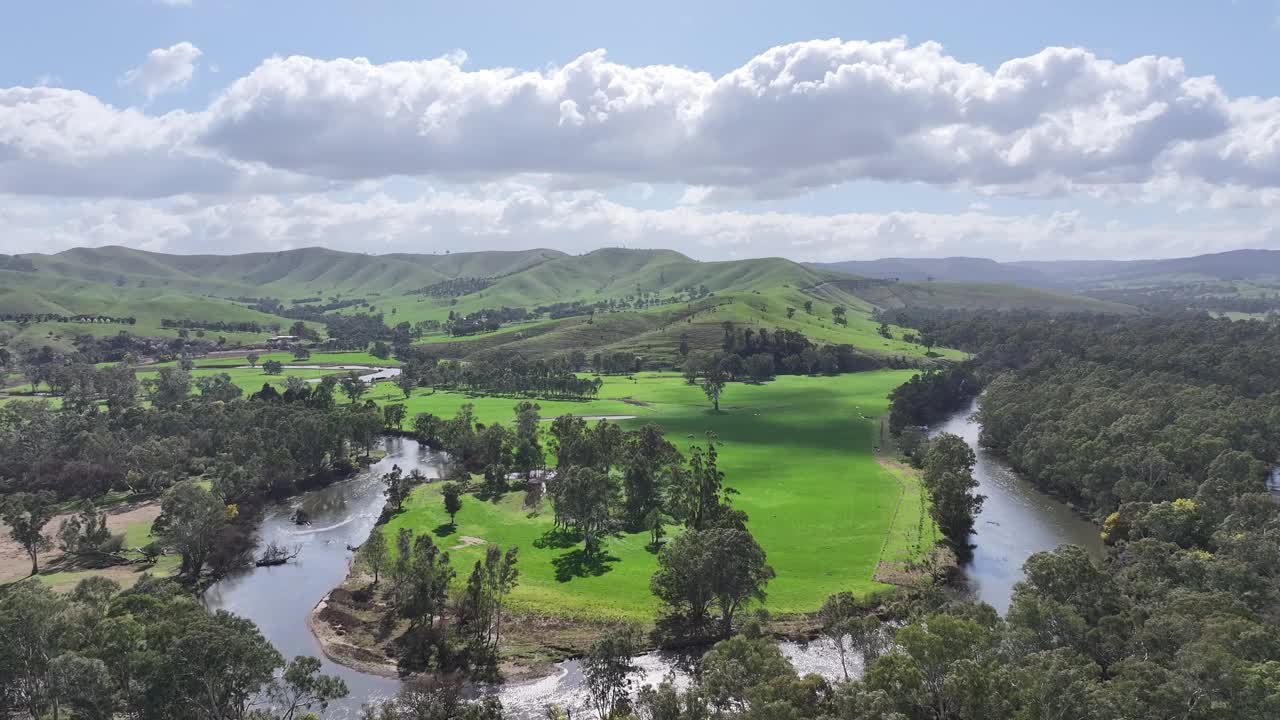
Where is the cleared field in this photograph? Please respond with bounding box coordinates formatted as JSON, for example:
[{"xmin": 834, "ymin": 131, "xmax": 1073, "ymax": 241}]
[
  {"xmin": 134, "ymin": 366, "xmax": 350, "ymax": 394},
  {"xmin": 378, "ymin": 370, "xmax": 930, "ymax": 620},
  {"xmin": 143, "ymin": 351, "xmax": 403, "ymax": 369}
]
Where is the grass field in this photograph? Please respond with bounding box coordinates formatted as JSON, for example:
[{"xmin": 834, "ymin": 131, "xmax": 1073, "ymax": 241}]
[
  {"xmin": 144, "ymin": 351, "xmax": 403, "ymax": 369},
  {"xmin": 133, "ymin": 366, "xmax": 351, "ymax": 394},
  {"xmin": 375, "ymin": 370, "xmax": 931, "ymax": 621}
]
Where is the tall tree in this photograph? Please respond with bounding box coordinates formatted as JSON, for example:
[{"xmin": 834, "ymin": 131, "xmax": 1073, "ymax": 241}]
[
  {"xmin": 583, "ymin": 625, "xmax": 642, "ymax": 720},
  {"xmin": 651, "ymin": 527, "xmax": 774, "ymax": 638},
  {"xmin": 359, "ymin": 528, "xmax": 388, "ymax": 584},
  {"xmin": 340, "ymin": 372, "xmax": 367, "ymax": 404},
  {"xmin": 153, "ymin": 481, "xmax": 227, "ymax": 578},
  {"xmin": 384, "ymin": 403, "xmax": 407, "ymax": 430},
  {"xmin": 922, "ymin": 433, "xmax": 984, "ymax": 550},
  {"xmin": 1, "ymin": 492, "xmax": 55, "ymax": 575},
  {"xmin": 442, "ymin": 482, "xmax": 463, "ymax": 527},
  {"xmin": 702, "ymin": 363, "xmax": 727, "ymax": 411},
  {"xmin": 395, "ymin": 368, "xmax": 417, "ymax": 399},
  {"xmin": 550, "ymin": 467, "xmax": 618, "ymax": 555}
]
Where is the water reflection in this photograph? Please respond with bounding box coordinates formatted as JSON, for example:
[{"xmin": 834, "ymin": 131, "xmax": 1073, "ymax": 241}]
[
  {"xmin": 205, "ymin": 437, "xmax": 445, "ymax": 717},
  {"xmin": 931, "ymin": 399, "xmax": 1106, "ymax": 613}
]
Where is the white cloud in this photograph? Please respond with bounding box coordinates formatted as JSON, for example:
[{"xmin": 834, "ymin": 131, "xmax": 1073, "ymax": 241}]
[
  {"xmin": 120, "ymin": 42, "xmax": 202, "ymax": 99},
  {"xmin": 0, "ymin": 87, "xmax": 323, "ymax": 197},
  {"xmin": 2, "ymin": 184, "xmax": 1275, "ymax": 261},
  {"xmin": 198, "ymin": 40, "xmax": 1248, "ymax": 198},
  {"xmin": 1, "ymin": 38, "xmax": 1279, "ymax": 208}
]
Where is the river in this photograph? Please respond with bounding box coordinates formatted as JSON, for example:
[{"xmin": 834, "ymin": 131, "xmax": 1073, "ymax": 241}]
[
  {"xmin": 932, "ymin": 399, "xmax": 1106, "ymax": 612},
  {"xmin": 205, "ymin": 401, "xmax": 1101, "ymax": 717}
]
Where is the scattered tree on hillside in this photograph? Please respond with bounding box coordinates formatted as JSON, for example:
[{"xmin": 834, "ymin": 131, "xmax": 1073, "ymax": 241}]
[
  {"xmin": 262, "ymin": 359, "xmax": 284, "ymax": 375},
  {"xmin": 670, "ymin": 434, "xmax": 741, "ymax": 532},
  {"xmin": 702, "ymin": 363, "xmax": 727, "ymax": 411},
  {"xmin": 1, "ymin": 492, "xmax": 55, "ymax": 575},
  {"xmin": 246, "ymin": 352, "xmax": 260, "ymax": 367},
  {"xmin": 395, "ymin": 368, "xmax": 417, "ymax": 399},
  {"xmin": 803, "ymin": 300, "xmax": 813, "ymax": 314},
  {"xmin": 339, "ymin": 371, "xmax": 367, "ymax": 403},
  {"xmin": 442, "ymin": 482, "xmax": 463, "ymax": 527}
]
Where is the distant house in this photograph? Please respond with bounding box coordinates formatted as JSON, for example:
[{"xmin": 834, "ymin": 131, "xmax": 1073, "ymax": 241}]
[{"xmin": 267, "ymin": 335, "xmax": 298, "ymax": 348}]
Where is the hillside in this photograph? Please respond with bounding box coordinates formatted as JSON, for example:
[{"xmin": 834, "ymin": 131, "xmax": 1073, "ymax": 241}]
[
  {"xmin": 1014, "ymin": 249, "xmax": 1280, "ymax": 287},
  {"xmin": 3, "ymin": 245, "xmax": 1139, "ymax": 360},
  {"xmin": 811, "ymin": 257, "xmax": 1062, "ymax": 289},
  {"xmin": 20, "ymin": 246, "xmax": 569, "ymax": 299},
  {"xmin": 839, "ymin": 278, "xmax": 1138, "ymax": 315}
]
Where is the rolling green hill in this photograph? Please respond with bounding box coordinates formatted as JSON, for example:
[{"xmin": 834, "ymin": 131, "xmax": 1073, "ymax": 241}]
[
  {"xmin": 2, "ymin": 245, "xmax": 1135, "ymax": 359},
  {"xmin": 842, "ymin": 278, "xmax": 1138, "ymax": 314}
]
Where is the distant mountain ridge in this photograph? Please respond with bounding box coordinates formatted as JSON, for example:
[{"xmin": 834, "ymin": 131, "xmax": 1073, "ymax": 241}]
[
  {"xmin": 809, "ymin": 257, "xmax": 1062, "ymax": 289},
  {"xmin": 817, "ymin": 249, "xmax": 1280, "ymax": 289}
]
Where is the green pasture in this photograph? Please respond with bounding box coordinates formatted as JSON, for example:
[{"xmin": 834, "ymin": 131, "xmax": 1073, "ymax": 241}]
[{"xmin": 378, "ymin": 370, "xmax": 930, "ymax": 620}]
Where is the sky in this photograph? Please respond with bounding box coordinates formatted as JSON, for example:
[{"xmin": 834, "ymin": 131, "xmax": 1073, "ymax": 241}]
[{"xmin": 2, "ymin": 1, "xmax": 1280, "ymax": 262}]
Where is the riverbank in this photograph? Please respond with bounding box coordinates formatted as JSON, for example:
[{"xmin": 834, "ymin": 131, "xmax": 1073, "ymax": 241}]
[
  {"xmin": 308, "ymin": 550, "xmax": 879, "ymax": 685},
  {"xmin": 308, "ymin": 560, "xmax": 632, "ymax": 682}
]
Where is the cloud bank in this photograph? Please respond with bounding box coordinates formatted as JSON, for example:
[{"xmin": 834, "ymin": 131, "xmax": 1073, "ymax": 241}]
[
  {"xmin": 3, "ymin": 38, "xmax": 1277, "ymax": 202},
  {"xmin": 3, "ymin": 39, "xmax": 1279, "ymax": 260}
]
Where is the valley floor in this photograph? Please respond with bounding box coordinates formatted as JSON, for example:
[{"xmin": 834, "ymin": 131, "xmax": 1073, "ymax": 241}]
[{"xmin": 364, "ymin": 370, "xmax": 933, "ymax": 620}]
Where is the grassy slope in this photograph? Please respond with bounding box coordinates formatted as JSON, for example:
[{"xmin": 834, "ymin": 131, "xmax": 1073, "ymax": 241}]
[
  {"xmin": 378, "ymin": 370, "xmax": 925, "ymax": 620},
  {"xmin": 0, "ymin": 269, "xmax": 322, "ymax": 351},
  {"xmin": 846, "ymin": 278, "xmax": 1137, "ymax": 314},
  {"xmin": 4, "ymin": 246, "xmax": 1102, "ymax": 364},
  {"xmin": 19, "ymin": 246, "xmax": 568, "ymax": 299}
]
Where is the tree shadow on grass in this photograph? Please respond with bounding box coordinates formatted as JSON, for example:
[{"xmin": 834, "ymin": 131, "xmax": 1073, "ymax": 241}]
[
  {"xmin": 532, "ymin": 527, "xmax": 582, "ymax": 550},
  {"xmin": 552, "ymin": 548, "xmax": 619, "ymax": 583},
  {"xmin": 432, "ymin": 523, "xmax": 457, "ymax": 538}
]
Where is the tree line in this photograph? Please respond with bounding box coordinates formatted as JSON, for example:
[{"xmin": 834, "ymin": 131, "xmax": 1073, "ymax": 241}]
[
  {"xmin": 885, "ymin": 309, "xmax": 1280, "ymax": 518},
  {"xmin": 0, "ymin": 313, "xmax": 137, "ymax": 326},
  {"xmin": 408, "ymin": 276, "xmax": 496, "ymax": 298},
  {"xmin": 1, "ymin": 366, "xmax": 388, "ymax": 579},
  {"xmin": 160, "ymin": 318, "xmax": 265, "ymax": 333}
]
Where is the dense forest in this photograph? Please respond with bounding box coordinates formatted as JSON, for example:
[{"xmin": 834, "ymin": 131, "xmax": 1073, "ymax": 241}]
[{"xmin": 854, "ymin": 308, "xmax": 1280, "ymax": 720}]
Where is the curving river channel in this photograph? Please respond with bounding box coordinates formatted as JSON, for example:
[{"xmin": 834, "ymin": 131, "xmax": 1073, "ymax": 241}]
[
  {"xmin": 933, "ymin": 399, "xmax": 1106, "ymax": 612},
  {"xmin": 205, "ymin": 401, "xmax": 1103, "ymax": 717}
]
